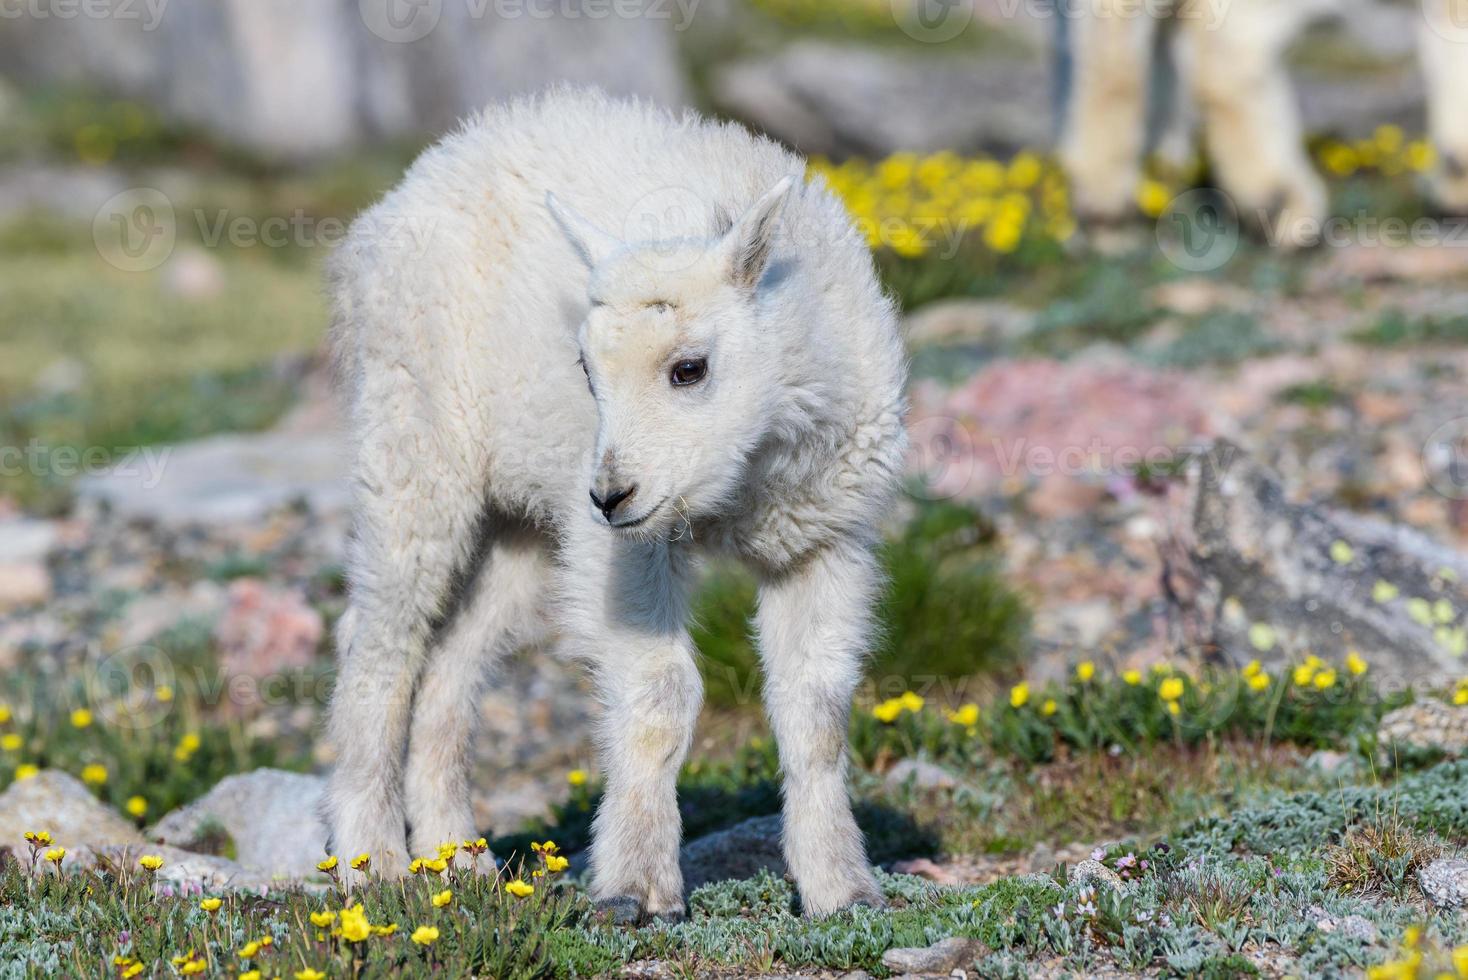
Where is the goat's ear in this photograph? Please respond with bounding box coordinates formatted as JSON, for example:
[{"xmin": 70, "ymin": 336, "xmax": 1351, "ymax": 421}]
[
  {"xmin": 718, "ymin": 176, "xmax": 795, "ymax": 290},
  {"xmin": 545, "ymin": 192, "xmax": 621, "ymax": 269}
]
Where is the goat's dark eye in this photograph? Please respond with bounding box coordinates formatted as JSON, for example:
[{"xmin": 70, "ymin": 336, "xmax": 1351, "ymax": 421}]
[{"xmin": 670, "ymin": 358, "xmax": 707, "ymax": 387}]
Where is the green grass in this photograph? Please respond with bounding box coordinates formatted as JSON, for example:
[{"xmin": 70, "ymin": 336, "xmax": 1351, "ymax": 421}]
[
  {"xmin": 1351, "ymin": 308, "xmax": 1468, "ymax": 347},
  {"xmin": 692, "ymin": 500, "xmax": 1028, "ymax": 710}
]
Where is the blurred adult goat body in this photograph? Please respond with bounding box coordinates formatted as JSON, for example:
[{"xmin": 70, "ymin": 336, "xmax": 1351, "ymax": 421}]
[
  {"xmin": 1060, "ymin": 0, "xmax": 1468, "ymax": 241},
  {"xmin": 321, "ymin": 88, "xmax": 907, "ymax": 920}
]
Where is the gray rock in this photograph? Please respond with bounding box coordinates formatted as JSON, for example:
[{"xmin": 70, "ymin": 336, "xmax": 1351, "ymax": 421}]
[
  {"xmin": 77, "ymin": 428, "xmax": 350, "ymax": 527},
  {"xmin": 679, "ymin": 814, "xmax": 785, "ymax": 891},
  {"xmin": 884, "ymin": 758, "xmax": 958, "ymax": 793},
  {"xmin": 149, "ymin": 769, "xmax": 326, "ymax": 877},
  {"xmin": 1419, "ymin": 857, "xmax": 1468, "ymax": 909},
  {"xmin": 0, "ymin": 0, "xmax": 688, "ymax": 160},
  {"xmin": 73, "ymin": 843, "xmax": 282, "ymax": 894},
  {"xmin": 0, "ymin": 771, "xmax": 143, "ymax": 849},
  {"xmin": 1378, "ymin": 702, "xmax": 1468, "ymax": 758},
  {"xmin": 710, "ymin": 40, "xmax": 1047, "ymax": 159},
  {"xmin": 1339, "ymin": 915, "xmax": 1380, "ymax": 944},
  {"xmin": 881, "ymin": 937, "xmax": 990, "ymax": 975},
  {"xmin": 1072, "ymin": 859, "xmax": 1125, "ymax": 892},
  {"xmin": 1160, "ymin": 440, "xmax": 1468, "ymax": 680},
  {"xmin": 0, "ymin": 519, "xmax": 60, "ymax": 564}
]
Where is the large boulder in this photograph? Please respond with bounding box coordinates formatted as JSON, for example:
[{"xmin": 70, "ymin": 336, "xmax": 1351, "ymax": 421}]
[
  {"xmin": 148, "ymin": 769, "xmax": 327, "ymax": 877},
  {"xmin": 0, "ymin": 0, "xmax": 689, "ymax": 160},
  {"xmin": 0, "ymin": 770, "xmax": 143, "ymax": 849},
  {"xmin": 1161, "ymin": 441, "xmax": 1468, "ymax": 678},
  {"xmin": 709, "ymin": 40, "xmax": 1048, "ymax": 159}
]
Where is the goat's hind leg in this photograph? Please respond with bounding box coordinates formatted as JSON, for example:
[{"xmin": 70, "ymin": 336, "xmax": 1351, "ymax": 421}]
[
  {"xmin": 404, "ymin": 523, "xmax": 551, "ymax": 863},
  {"xmin": 322, "ymin": 418, "xmax": 495, "ymax": 881}
]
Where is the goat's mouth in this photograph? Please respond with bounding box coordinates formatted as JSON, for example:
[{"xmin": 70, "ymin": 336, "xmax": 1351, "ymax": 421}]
[{"xmin": 608, "ymin": 498, "xmax": 666, "ymax": 530}]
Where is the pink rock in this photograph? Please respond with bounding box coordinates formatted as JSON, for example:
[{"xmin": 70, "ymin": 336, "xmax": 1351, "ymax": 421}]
[
  {"xmin": 908, "ymin": 359, "xmax": 1211, "ymax": 516},
  {"xmin": 214, "ymin": 579, "xmax": 324, "ymax": 695}
]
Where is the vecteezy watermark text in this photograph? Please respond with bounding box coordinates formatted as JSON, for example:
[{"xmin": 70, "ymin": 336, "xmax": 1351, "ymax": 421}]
[{"xmin": 1, "ymin": 440, "xmax": 171, "ymax": 488}]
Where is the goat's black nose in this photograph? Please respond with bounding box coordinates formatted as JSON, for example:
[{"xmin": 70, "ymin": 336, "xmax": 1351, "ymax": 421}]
[{"xmin": 589, "ymin": 485, "xmax": 637, "ymax": 522}]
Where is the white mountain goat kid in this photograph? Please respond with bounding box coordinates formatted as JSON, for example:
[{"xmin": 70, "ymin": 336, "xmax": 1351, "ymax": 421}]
[{"xmin": 322, "ymin": 88, "xmax": 907, "ymax": 920}]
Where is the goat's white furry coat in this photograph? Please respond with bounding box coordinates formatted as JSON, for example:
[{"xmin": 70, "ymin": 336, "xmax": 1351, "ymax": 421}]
[{"xmin": 322, "ymin": 88, "xmax": 907, "ymax": 918}]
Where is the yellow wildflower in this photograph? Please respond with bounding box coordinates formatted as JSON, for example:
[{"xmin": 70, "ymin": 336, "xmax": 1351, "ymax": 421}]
[
  {"xmin": 295, "ymin": 970, "xmax": 326, "ymax": 980},
  {"xmin": 374, "ymin": 923, "xmax": 398, "ymax": 937},
  {"xmin": 44, "ymin": 847, "xmax": 65, "ymax": 867},
  {"xmin": 505, "ymin": 879, "xmax": 535, "ymax": 898},
  {"xmin": 411, "ymin": 925, "xmax": 440, "ymax": 946},
  {"xmin": 1009, "ymin": 682, "xmax": 1030, "ymax": 709},
  {"xmin": 1136, "ymin": 179, "xmax": 1172, "ymax": 218},
  {"xmin": 1, "ymin": 733, "xmax": 21, "ymax": 752},
  {"xmin": 70, "ymin": 708, "xmax": 93, "ymax": 729},
  {"xmin": 1455, "ymin": 688, "xmax": 1468, "ymax": 706},
  {"xmin": 125, "ymin": 796, "xmax": 147, "ymax": 818},
  {"xmin": 339, "ymin": 902, "xmax": 372, "ymax": 943},
  {"xmin": 432, "ymin": 889, "xmax": 453, "ymax": 908},
  {"xmin": 122, "ymin": 965, "xmax": 143, "ymax": 979},
  {"xmin": 23, "ymin": 831, "xmax": 51, "ymax": 846},
  {"xmin": 15, "ymin": 764, "xmax": 39, "ymax": 781},
  {"xmin": 316, "ymin": 856, "xmax": 338, "ymax": 873},
  {"xmin": 1372, "ymin": 581, "xmax": 1400, "ymax": 603},
  {"xmin": 309, "ymin": 910, "xmax": 336, "ymax": 928},
  {"xmin": 155, "ymin": 684, "xmax": 174, "ymax": 702},
  {"xmin": 1293, "ymin": 663, "xmax": 1316, "ymax": 687},
  {"xmin": 1313, "ymin": 669, "xmax": 1337, "ymax": 690},
  {"xmin": 567, "ymin": 769, "xmax": 588, "ymax": 786},
  {"xmin": 946, "ymin": 703, "xmax": 980, "ymax": 728},
  {"xmin": 0, "ymin": 705, "xmax": 9, "ymax": 724},
  {"xmin": 437, "ymin": 841, "xmax": 458, "ymax": 861},
  {"xmin": 237, "ymin": 942, "xmax": 261, "ymax": 959},
  {"xmin": 1346, "ymin": 651, "xmax": 1368, "ymax": 676},
  {"xmin": 423, "ymin": 857, "xmax": 448, "ymax": 874},
  {"xmin": 898, "ymin": 690, "xmax": 924, "ymax": 713},
  {"xmin": 81, "ymin": 764, "xmax": 107, "ymax": 785},
  {"xmin": 1158, "ymin": 678, "xmax": 1185, "ymax": 702},
  {"xmin": 545, "ymin": 854, "xmax": 569, "ymax": 872},
  {"xmin": 1123, "ymin": 669, "xmax": 1143, "ymax": 686},
  {"xmin": 872, "ymin": 699, "xmax": 903, "ymax": 723},
  {"xmin": 1075, "ymin": 661, "xmax": 1095, "ymax": 683},
  {"xmin": 1041, "ymin": 699, "xmax": 1058, "ymax": 717},
  {"xmin": 1247, "ymin": 671, "xmax": 1271, "ymax": 692},
  {"xmin": 139, "ymin": 854, "xmax": 163, "ymax": 871},
  {"xmin": 1166, "ymin": 700, "xmax": 1181, "ymax": 717},
  {"xmin": 179, "ymin": 959, "xmax": 206, "ymax": 976},
  {"xmin": 199, "ymin": 897, "xmax": 222, "ymax": 913},
  {"xmin": 239, "ymin": 972, "xmax": 260, "ymax": 980}
]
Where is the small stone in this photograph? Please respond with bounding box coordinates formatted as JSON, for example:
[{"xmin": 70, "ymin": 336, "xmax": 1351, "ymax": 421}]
[
  {"xmin": 0, "ymin": 562, "xmax": 50, "ymax": 609},
  {"xmin": 1306, "ymin": 750, "xmax": 1353, "ymax": 775},
  {"xmin": 1419, "ymin": 857, "xmax": 1468, "ymax": 909},
  {"xmin": 1072, "ymin": 859, "xmax": 1125, "ymax": 891},
  {"xmin": 1377, "ymin": 702, "xmax": 1468, "ymax": 758},
  {"xmin": 889, "ymin": 857, "xmax": 959, "ymax": 885},
  {"xmin": 884, "ymin": 758, "xmax": 958, "ymax": 793},
  {"xmin": 0, "ymin": 770, "xmax": 142, "ymax": 848},
  {"xmin": 881, "ymin": 936, "xmax": 989, "ymax": 975},
  {"xmin": 1339, "ymin": 915, "xmax": 1380, "ymax": 944}
]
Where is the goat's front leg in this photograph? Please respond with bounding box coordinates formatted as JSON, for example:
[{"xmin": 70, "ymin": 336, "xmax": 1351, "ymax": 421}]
[
  {"xmin": 756, "ymin": 540, "xmax": 885, "ymax": 916},
  {"xmin": 564, "ymin": 533, "xmax": 701, "ymax": 921}
]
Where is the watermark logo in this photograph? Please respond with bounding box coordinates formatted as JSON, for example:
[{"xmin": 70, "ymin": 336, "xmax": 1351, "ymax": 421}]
[
  {"xmin": 93, "ymin": 187, "xmax": 175, "ymax": 272},
  {"xmin": 1156, "ymin": 188, "xmax": 1240, "ymax": 273},
  {"xmin": 82, "ymin": 645, "xmax": 177, "ymax": 731},
  {"xmin": 1424, "ymin": 417, "xmax": 1468, "ymax": 501},
  {"xmin": 360, "ymin": 0, "xmax": 442, "ymax": 41},
  {"xmin": 891, "ymin": 0, "xmax": 974, "ymax": 43},
  {"xmin": 0, "ymin": 0, "xmax": 170, "ymax": 31},
  {"xmin": 1421, "ymin": 0, "xmax": 1468, "ymax": 43}
]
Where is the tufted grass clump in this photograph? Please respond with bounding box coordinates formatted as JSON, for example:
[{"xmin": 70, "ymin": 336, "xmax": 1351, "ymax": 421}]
[{"xmin": 1325, "ymin": 809, "xmax": 1446, "ymax": 898}]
